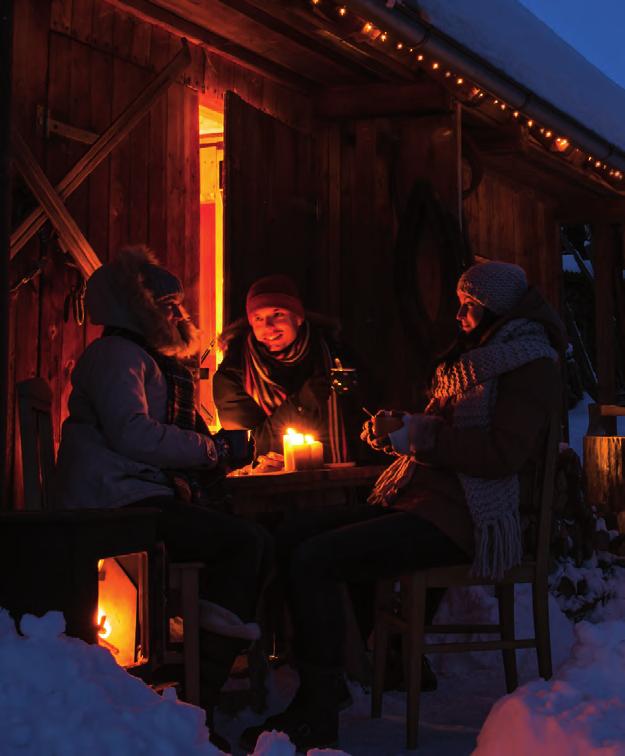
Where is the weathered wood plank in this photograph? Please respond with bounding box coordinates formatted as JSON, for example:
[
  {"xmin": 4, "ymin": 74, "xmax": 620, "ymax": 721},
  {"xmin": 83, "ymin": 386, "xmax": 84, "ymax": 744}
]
[
  {"xmin": 9, "ymin": 0, "xmax": 51, "ymax": 509},
  {"xmin": 593, "ymin": 223, "xmax": 619, "ymax": 404},
  {"xmin": 314, "ymin": 82, "xmax": 449, "ymax": 119}
]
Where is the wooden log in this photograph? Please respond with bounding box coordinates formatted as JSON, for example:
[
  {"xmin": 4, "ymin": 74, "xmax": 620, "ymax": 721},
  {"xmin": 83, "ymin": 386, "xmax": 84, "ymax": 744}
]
[{"xmin": 583, "ymin": 434, "xmax": 625, "ymax": 525}]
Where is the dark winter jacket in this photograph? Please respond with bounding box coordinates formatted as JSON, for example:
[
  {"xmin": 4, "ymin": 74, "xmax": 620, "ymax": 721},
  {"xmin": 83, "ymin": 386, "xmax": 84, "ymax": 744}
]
[
  {"xmin": 54, "ymin": 247, "xmax": 217, "ymax": 509},
  {"xmin": 213, "ymin": 315, "xmax": 369, "ymax": 461},
  {"xmin": 392, "ymin": 287, "xmax": 566, "ymax": 557}
]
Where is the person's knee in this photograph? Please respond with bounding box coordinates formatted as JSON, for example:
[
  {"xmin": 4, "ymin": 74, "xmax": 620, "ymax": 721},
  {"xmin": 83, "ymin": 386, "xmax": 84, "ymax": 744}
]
[
  {"xmin": 233, "ymin": 518, "xmax": 274, "ymax": 572},
  {"xmin": 289, "ymin": 538, "xmax": 332, "ymax": 587}
]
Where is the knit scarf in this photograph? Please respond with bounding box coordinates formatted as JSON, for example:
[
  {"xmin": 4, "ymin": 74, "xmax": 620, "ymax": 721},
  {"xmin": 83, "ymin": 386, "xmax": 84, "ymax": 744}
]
[
  {"xmin": 372, "ymin": 318, "xmax": 557, "ymax": 579},
  {"xmin": 243, "ymin": 322, "xmax": 348, "ymax": 463}
]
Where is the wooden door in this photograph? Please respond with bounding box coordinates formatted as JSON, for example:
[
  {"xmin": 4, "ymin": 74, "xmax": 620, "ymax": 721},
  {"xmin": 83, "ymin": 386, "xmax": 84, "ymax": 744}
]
[{"xmin": 223, "ymin": 92, "xmax": 316, "ymax": 322}]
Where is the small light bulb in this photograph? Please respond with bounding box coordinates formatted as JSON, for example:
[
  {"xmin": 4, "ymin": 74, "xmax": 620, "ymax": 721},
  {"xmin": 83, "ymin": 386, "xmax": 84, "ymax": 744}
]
[
  {"xmin": 500, "ymin": 103, "xmax": 507, "ymax": 110},
  {"xmin": 513, "ymin": 111, "xmax": 519, "ymax": 118},
  {"xmin": 396, "ymin": 42, "xmax": 403, "ymax": 50},
  {"xmin": 527, "ymin": 120, "xmax": 534, "ymax": 127},
  {"xmin": 432, "ymin": 61, "xmax": 439, "ymax": 69},
  {"xmin": 338, "ymin": 6, "xmax": 347, "ymax": 16},
  {"xmin": 380, "ymin": 32, "xmax": 387, "ymax": 42},
  {"xmin": 456, "ymin": 77, "xmax": 464, "ymax": 85},
  {"xmin": 545, "ymin": 130, "xmax": 552, "ymax": 138},
  {"xmin": 595, "ymin": 160, "xmax": 601, "ymax": 167},
  {"xmin": 417, "ymin": 53, "xmax": 424, "ymax": 61},
  {"xmin": 363, "ymin": 22, "xmax": 373, "ymax": 32}
]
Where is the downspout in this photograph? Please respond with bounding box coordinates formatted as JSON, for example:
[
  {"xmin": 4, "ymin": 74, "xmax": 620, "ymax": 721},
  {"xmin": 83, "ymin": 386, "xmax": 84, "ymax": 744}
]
[
  {"xmin": 0, "ymin": 0, "xmax": 12, "ymax": 505},
  {"xmin": 347, "ymin": 0, "xmax": 625, "ymax": 173}
]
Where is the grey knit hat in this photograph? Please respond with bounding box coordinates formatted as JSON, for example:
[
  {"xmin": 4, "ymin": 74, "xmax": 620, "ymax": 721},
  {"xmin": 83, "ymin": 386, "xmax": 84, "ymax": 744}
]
[{"xmin": 457, "ymin": 261, "xmax": 528, "ymax": 315}]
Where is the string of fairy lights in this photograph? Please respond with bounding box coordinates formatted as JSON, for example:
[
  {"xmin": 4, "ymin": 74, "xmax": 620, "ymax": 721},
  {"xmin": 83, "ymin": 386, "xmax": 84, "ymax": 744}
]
[{"xmin": 308, "ymin": 0, "xmax": 624, "ymax": 188}]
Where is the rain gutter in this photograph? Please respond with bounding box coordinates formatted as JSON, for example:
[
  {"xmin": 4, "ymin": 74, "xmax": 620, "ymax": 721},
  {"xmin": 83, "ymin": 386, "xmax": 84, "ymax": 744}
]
[{"xmin": 347, "ymin": 0, "xmax": 625, "ymax": 173}]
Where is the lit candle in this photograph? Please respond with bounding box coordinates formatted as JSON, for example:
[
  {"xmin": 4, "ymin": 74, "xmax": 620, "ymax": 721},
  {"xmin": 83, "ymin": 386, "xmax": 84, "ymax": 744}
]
[
  {"xmin": 305, "ymin": 434, "xmax": 324, "ymax": 469},
  {"xmin": 283, "ymin": 428, "xmax": 324, "ymax": 471}
]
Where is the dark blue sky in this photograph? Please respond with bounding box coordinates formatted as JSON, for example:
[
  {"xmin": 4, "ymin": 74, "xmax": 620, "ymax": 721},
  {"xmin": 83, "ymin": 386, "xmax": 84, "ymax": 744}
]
[{"xmin": 519, "ymin": 0, "xmax": 625, "ymax": 88}]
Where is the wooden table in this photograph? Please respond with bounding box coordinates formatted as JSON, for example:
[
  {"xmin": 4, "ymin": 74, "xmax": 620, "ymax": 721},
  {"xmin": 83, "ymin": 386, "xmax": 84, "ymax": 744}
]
[{"xmin": 224, "ymin": 464, "xmax": 386, "ymax": 516}]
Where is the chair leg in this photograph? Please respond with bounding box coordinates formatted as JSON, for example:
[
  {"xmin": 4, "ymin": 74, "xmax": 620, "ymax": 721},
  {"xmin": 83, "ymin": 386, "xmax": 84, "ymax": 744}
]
[
  {"xmin": 497, "ymin": 584, "xmax": 518, "ymax": 693},
  {"xmin": 180, "ymin": 567, "xmax": 201, "ymax": 705},
  {"xmin": 532, "ymin": 581, "xmax": 553, "ymax": 680},
  {"xmin": 404, "ymin": 573, "xmax": 426, "ymax": 751},
  {"xmin": 371, "ymin": 579, "xmax": 393, "ymax": 719}
]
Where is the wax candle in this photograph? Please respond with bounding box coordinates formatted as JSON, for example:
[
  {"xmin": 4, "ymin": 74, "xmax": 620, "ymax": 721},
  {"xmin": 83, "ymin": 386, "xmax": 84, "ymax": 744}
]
[
  {"xmin": 305, "ymin": 434, "xmax": 324, "ymax": 468},
  {"xmin": 283, "ymin": 429, "xmax": 324, "ymax": 471},
  {"xmin": 283, "ymin": 428, "xmax": 304, "ymax": 471}
]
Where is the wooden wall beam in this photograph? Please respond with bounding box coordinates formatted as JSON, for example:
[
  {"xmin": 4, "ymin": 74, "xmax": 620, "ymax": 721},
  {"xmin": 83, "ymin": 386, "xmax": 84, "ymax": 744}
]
[
  {"xmin": 104, "ymin": 0, "xmax": 314, "ymax": 91},
  {"xmin": 593, "ymin": 222, "xmax": 620, "ymax": 404},
  {"xmin": 10, "ymin": 39, "xmax": 192, "ymax": 258},
  {"xmin": 218, "ymin": 0, "xmax": 373, "ymax": 79},
  {"xmin": 556, "ymin": 198, "xmax": 625, "ymax": 224},
  {"xmin": 0, "ymin": 0, "xmax": 13, "ymax": 504},
  {"xmin": 314, "ymin": 81, "xmax": 449, "ymax": 119},
  {"xmin": 11, "ymin": 130, "xmax": 101, "ymax": 278}
]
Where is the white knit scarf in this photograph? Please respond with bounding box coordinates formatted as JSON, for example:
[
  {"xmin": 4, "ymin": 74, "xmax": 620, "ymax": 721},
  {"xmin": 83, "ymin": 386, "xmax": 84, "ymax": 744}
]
[{"xmin": 371, "ymin": 318, "xmax": 557, "ymax": 579}]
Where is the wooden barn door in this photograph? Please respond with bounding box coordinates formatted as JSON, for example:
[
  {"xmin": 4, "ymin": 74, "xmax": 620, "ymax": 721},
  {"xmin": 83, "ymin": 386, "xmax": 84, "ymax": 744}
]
[{"xmin": 223, "ymin": 92, "xmax": 316, "ymax": 322}]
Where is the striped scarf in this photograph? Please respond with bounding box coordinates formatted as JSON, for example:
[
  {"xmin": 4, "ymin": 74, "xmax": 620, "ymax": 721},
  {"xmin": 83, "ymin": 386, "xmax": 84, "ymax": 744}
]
[{"xmin": 243, "ymin": 322, "xmax": 348, "ymax": 462}]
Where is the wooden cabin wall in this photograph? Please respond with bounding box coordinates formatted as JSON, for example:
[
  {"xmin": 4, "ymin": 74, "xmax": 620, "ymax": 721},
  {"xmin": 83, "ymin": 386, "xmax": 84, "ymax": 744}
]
[
  {"xmin": 316, "ymin": 112, "xmax": 460, "ymax": 408},
  {"xmin": 463, "ymin": 170, "xmax": 561, "ymax": 308},
  {"xmin": 7, "ymin": 0, "xmax": 310, "ymax": 508}
]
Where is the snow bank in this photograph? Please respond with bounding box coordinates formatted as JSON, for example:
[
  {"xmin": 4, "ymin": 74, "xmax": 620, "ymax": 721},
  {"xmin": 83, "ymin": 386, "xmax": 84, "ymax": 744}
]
[
  {"xmin": 0, "ymin": 608, "xmax": 350, "ymax": 756},
  {"xmin": 0, "ymin": 609, "xmax": 219, "ymax": 756},
  {"xmin": 475, "ymin": 620, "xmax": 625, "ymax": 755}
]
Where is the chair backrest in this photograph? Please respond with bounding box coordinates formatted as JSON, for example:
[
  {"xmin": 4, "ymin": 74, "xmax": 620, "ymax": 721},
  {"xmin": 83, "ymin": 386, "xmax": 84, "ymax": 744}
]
[
  {"xmin": 533, "ymin": 410, "xmax": 560, "ymax": 577},
  {"xmin": 17, "ymin": 377, "xmax": 55, "ymax": 510}
]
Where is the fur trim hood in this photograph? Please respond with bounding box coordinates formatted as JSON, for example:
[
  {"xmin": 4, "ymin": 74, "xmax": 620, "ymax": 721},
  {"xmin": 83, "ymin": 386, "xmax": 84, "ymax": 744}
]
[
  {"xmin": 218, "ymin": 310, "xmax": 342, "ymax": 352},
  {"xmin": 86, "ymin": 245, "xmax": 200, "ymax": 358}
]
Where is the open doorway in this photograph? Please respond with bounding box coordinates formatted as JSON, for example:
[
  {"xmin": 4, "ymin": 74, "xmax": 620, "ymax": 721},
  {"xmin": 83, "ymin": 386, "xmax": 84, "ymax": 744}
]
[{"xmin": 198, "ymin": 102, "xmax": 224, "ymax": 429}]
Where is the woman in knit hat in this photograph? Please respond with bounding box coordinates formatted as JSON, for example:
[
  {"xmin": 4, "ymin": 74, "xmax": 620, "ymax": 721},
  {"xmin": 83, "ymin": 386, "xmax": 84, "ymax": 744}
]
[
  {"xmin": 240, "ymin": 260, "xmax": 566, "ymax": 752},
  {"xmin": 214, "ymin": 274, "xmax": 367, "ymax": 467},
  {"xmin": 54, "ymin": 245, "xmax": 271, "ymax": 752}
]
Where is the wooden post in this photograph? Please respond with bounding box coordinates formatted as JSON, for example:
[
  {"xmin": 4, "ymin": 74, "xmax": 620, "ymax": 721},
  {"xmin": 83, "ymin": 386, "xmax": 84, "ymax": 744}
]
[
  {"xmin": 0, "ymin": 0, "xmax": 13, "ymax": 504},
  {"xmin": 592, "ymin": 222, "xmax": 619, "ymax": 406}
]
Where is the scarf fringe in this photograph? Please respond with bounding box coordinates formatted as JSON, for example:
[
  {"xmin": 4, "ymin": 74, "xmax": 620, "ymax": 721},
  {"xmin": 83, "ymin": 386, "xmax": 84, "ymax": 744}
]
[
  {"xmin": 471, "ymin": 509, "xmax": 524, "ymax": 580},
  {"xmin": 368, "ymin": 455, "xmax": 418, "ymax": 507}
]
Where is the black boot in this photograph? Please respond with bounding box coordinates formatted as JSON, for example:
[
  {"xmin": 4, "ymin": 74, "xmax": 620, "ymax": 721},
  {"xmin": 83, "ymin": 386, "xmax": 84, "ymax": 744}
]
[
  {"xmin": 239, "ymin": 664, "xmax": 341, "ymax": 753},
  {"xmin": 199, "ymin": 630, "xmax": 247, "ymax": 754}
]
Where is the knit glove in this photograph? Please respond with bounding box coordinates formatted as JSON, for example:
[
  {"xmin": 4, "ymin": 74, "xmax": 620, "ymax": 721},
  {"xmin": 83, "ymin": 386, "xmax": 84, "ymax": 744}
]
[
  {"xmin": 360, "ymin": 418, "xmax": 395, "ymax": 455},
  {"xmin": 388, "ymin": 413, "xmax": 443, "ymax": 455},
  {"xmin": 212, "ymin": 429, "xmax": 255, "ymax": 471}
]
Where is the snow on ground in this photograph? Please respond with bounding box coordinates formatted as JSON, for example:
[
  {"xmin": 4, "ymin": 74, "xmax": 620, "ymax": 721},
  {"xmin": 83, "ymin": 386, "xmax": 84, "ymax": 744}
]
[{"xmin": 3, "ymin": 575, "xmax": 625, "ymax": 756}]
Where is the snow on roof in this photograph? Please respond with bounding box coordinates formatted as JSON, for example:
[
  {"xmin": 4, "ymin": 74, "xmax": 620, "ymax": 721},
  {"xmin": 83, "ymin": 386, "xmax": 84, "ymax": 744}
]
[{"xmin": 411, "ymin": 0, "xmax": 625, "ymax": 153}]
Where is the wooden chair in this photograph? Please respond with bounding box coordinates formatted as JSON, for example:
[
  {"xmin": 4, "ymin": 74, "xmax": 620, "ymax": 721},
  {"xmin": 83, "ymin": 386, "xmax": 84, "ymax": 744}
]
[
  {"xmin": 371, "ymin": 411, "xmax": 560, "ymax": 749},
  {"xmin": 16, "ymin": 376, "xmax": 202, "ymax": 705}
]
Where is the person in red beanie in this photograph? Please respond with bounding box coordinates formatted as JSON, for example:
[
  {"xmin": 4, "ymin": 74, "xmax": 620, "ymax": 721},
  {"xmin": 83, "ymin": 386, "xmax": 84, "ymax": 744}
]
[{"xmin": 213, "ymin": 274, "xmax": 366, "ymax": 466}]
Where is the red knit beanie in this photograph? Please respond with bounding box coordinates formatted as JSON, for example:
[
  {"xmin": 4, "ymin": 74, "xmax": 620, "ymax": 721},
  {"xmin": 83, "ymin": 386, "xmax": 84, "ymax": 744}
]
[{"xmin": 246, "ymin": 274, "xmax": 305, "ymax": 320}]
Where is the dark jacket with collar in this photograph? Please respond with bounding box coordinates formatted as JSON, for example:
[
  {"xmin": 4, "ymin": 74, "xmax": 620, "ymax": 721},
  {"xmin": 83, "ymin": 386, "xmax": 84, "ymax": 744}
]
[{"xmin": 213, "ymin": 314, "xmax": 372, "ymax": 462}]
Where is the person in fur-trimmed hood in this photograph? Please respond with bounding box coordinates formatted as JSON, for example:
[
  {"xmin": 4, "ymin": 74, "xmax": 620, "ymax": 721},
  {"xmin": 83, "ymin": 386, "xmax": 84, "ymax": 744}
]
[
  {"xmin": 213, "ymin": 274, "xmax": 371, "ymax": 466},
  {"xmin": 240, "ymin": 261, "xmax": 566, "ymax": 753},
  {"xmin": 54, "ymin": 245, "xmax": 272, "ymax": 752}
]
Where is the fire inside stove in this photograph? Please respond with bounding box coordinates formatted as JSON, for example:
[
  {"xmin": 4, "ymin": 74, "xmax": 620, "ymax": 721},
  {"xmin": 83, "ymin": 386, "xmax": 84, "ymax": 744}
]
[{"xmin": 96, "ymin": 552, "xmax": 148, "ymax": 668}]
